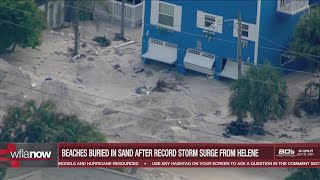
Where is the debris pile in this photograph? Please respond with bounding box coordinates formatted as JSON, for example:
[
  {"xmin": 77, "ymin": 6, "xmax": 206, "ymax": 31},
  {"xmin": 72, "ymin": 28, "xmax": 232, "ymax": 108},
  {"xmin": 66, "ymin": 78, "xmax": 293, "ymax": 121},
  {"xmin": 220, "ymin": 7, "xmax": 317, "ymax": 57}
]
[
  {"xmin": 153, "ymin": 78, "xmax": 178, "ymax": 92},
  {"xmin": 103, "ymin": 108, "xmax": 118, "ymax": 115},
  {"xmin": 113, "ymin": 33, "xmax": 130, "ymax": 42},
  {"xmin": 133, "ymin": 66, "xmax": 144, "ymax": 74},
  {"xmin": 135, "ymin": 85, "xmax": 152, "ymax": 95},
  {"xmin": 113, "ymin": 64, "xmax": 125, "ymax": 74},
  {"xmin": 145, "ymin": 70, "xmax": 153, "ymax": 77},
  {"xmin": 92, "ymin": 36, "xmax": 111, "ymax": 47}
]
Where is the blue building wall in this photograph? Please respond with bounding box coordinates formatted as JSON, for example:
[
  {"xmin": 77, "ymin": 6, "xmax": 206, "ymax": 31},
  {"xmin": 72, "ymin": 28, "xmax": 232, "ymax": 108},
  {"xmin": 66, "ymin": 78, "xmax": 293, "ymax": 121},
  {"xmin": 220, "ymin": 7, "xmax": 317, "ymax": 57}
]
[
  {"xmin": 142, "ymin": 0, "xmax": 258, "ymax": 74},
  {"xmin": 257, "ymin": 1, "xmax": 308, "ymax": 71},
  {"xmin": 142, "ymin": 0, "xmax": 311, "ymax": 77}
]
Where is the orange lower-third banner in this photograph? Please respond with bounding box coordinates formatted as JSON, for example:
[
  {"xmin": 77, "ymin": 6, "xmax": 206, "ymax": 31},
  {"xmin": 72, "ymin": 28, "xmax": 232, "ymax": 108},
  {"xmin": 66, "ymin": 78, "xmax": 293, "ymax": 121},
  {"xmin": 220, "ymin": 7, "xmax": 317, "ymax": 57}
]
[{"xmin": 1, "ymin": 143, "xmax": 320, "ymax": 168}]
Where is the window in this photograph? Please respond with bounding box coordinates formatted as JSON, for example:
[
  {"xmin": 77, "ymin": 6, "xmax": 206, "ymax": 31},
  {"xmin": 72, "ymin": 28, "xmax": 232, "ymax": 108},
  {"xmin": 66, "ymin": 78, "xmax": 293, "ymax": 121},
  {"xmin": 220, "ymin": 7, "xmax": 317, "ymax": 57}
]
[
  {"xmin": 197, "ymin": 11, "xmax": 223, "ymax": 33},
  {"xmin": 204, "ymin": 15, "xmax": 216, "ymax": 29},
  {"xmin": 233, "ymin": 20, "xmax": 256, "ymax": 42},
  {"xmin": 151, "ymin": 1, "xmax": 181, "ymax": 31},
  {"xmin": 158, "ymin": 3, "xmax": 175, "ymax": 27},
  {"xmin": 241, "ymin": 24, "xmax": 249, "ymax": 37}
]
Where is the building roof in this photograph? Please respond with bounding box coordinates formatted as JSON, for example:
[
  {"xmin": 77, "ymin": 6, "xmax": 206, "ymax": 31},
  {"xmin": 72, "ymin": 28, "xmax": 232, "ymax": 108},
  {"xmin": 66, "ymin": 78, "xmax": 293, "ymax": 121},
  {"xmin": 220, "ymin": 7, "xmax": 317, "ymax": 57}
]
[{"xmin": 5, "ymin": 168, "xmax": 140, "ymax": 180}]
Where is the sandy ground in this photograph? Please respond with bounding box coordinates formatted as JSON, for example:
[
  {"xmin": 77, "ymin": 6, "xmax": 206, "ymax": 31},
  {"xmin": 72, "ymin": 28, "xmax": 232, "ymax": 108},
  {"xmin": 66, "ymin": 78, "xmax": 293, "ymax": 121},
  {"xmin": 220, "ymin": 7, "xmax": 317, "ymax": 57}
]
[{"xmin": 0, "ymin": 21, "xmax": 319, "ymax": 179}]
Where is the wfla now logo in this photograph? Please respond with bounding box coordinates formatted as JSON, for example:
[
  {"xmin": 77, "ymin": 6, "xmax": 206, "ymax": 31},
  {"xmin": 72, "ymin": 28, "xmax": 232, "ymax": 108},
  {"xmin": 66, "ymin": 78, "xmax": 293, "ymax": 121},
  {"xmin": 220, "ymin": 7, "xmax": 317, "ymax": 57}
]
[
  {"xmin": 0, "ymin": 143, "xmax": 54, "ymax": 168},
  {"xmin": 10, "ymin": 149, "xmax": 52, "ymax": 160},
  {"xmin": 276, "ymin": 148, "xmax": 296, "ymax": 157}
]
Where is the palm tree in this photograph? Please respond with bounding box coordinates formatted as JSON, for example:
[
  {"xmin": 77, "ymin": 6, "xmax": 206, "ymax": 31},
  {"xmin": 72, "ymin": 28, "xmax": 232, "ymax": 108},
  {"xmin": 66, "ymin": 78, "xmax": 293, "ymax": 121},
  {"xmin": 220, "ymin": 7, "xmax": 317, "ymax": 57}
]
[
  {"xmin": 291, "ymin": 7, "xmax": 320, "ymax": 70},
  {"xmin": 229, "ymin": 64, "xmax": 289, "ymax": 128}
]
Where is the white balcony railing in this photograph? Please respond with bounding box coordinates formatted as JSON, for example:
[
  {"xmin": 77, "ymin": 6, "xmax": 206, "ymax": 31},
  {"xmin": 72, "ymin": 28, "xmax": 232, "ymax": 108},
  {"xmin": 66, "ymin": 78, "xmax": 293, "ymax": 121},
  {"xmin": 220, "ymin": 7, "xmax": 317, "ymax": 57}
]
[
  {"xmin": 277, "ymin": 0, "xmax": 309, "ymax": 15},
  {"xmin": 94, "ymin": 0, "xmax": 143, "ymax": 27},
  {"xmin": 112, "ymin": 1, "xmax": 143, "ymax": 22}
]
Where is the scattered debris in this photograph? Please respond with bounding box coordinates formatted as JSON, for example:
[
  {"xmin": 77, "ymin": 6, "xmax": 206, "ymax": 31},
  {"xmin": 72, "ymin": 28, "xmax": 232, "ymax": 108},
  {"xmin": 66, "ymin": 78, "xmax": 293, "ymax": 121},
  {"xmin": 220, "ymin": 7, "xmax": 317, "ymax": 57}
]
[
  {"xmin": 114, "ymin": 41, "xmax": 136, "ymax": 49},
  {"xmin": 292, "ymin": 127, "xmax": 307, "ymax": 134},
  {"xmin": 32, "ymin": 66, "xmax": 40, "ymax": 76},
  {"xmin": 113, "ymin": 33, "xmax": 130, "ymax": 42},
  {"xmin": 45, "ymin": 77, "xmax": 53, "ymax": 81},
  {"xmin": 93, "ymin": 36, "xmax": 111, "ymax": 47},
  {"xmin": 71, "ymin": 54, "xmax": 81, "ymax": 60},
  {"xmin": 153, "ymin": 77, "xmax": 178, "ymax": 92},
  {"xmin": 145, "ymin": 70, "xmax": 153, "ymax": 77},
  {"xmin": 81, "ymin": 42, "xmax": 87, "ymax": 48},
  {"xmin": 113, "ymin": 64, "xmax": 121, "ymax": 69},
  {"xmin": 88, "ymin": 57, "xmax": 94, "ymax": 61},
  {"xmin": 224, "ymin": 121, "xmax": 271, "ymax": 136},
  {"xmin": 213, "ymin": 110, "xmax": 222, "ymax": 116},
  {"xmin": 71, "ymin": 53, "xmax": 86, "ymax": 60},
  {"xmin": 135, "ymin": 85, "xmax": 152, "ymax": 95},
  {"xmin": 177, "ymin": 121, "xmax": 182, "ymax": 125},
  {"xmin": 133, "ymin": 66, "xmax": 144, "ymax": 74},
  {"xmin": 194, "ymin": 112, "xmax": 206, "ymax": 119},
  {"xmin": 103, "ymin": 108, "xmax": 118, "ymax": 115},
  {"xmin": 76, "ymin": 77, "xmax": 83, "ymax": 83},
  {"xmin": 112, "ymin": 64, "xmax": 125, "ymax": 75},
  {"xmin": 30, "ymin": 83, "xmax": 37, "ymax": 88},
  {"xmin": 53, "ymin": 51, "xmax": 62, "ymax": 55},
  {"xmin": 279, "ymin": 134, "xmax": 292, "ymax": 139}
]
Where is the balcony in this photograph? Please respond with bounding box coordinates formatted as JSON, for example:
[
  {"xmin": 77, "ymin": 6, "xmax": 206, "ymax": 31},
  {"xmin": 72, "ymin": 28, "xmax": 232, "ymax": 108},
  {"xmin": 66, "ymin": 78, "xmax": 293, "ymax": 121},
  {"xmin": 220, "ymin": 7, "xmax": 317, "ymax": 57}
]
[
  {"xmin": 277, "ymin": 0, "xmax": 309, "ymax": 15},
  {"xmin": 94, "ymin": 0, "xmax": 143, "ymax": 28}
]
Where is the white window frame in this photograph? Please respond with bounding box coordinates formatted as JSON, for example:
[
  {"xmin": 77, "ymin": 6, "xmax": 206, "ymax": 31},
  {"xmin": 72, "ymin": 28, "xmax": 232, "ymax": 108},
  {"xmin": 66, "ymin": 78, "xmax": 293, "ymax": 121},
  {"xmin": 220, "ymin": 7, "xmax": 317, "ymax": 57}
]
[
  {"xmin": 158, "ymin": 3, "xmax": 175, "ymax": 27},
  {"xmin": 233, "ymin": 20, "xmax": 257, "ymax": 42},
  {"xmin": 241, "ymin": 24, "xmax": 249, "ymax": 38},
  {"xmin": 197, "ymin": 11, "xmax": 223, "ymax": 33},
  {"xmin": 151, "ymin": 1, "xmax": 182, "ymax": 32}
]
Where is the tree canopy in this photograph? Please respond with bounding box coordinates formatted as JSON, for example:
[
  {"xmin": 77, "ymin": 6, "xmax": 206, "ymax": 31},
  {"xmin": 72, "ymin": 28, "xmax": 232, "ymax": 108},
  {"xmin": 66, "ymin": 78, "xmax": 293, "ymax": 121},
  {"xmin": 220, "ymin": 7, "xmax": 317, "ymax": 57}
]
[
  {"xmin": 0, "ymin": 100, "xmax": 106, "ymax": 143},
  {"xmin": 291, "ymin": 7, "xmax": 320, "ymax": 61},
  {"xmin": 286, "ymin": 169, "xmax": 320, "ymax": 180},
  {"xmin": 229, "ymin": 65, "xmax": 289, "ymax": 127},
  {"xmin": 0, "ymin": 0, "xmax": 46, "ymax": 52}
]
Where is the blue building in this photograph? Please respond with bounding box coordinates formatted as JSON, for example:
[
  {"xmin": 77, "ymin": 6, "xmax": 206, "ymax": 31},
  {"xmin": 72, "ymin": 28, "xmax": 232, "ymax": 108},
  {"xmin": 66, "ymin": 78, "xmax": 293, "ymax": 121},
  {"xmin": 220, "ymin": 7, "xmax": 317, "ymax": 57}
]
[{"xmin": 141, "ymin": 0, "xmax": 313, "ymax": 79}]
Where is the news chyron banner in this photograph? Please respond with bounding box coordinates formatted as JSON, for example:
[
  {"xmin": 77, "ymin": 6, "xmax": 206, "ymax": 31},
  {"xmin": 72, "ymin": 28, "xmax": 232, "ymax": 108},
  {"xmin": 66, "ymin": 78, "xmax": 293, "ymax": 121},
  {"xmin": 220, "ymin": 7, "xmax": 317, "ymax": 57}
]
[{"xmin": 1, "ymin": 143, "xmax": 320, "ymax": 168}]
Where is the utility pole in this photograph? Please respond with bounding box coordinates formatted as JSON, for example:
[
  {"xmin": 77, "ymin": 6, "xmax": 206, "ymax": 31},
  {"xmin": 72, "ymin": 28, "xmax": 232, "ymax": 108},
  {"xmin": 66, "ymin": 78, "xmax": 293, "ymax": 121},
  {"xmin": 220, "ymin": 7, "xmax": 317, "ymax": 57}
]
[
  {"xmin": 237, "ymin": 11, "xmax": 242, "ymax": 79},
  {"xmin": 121, "ymin": 0, "xmax": 125, "ymax": 38},
  {"xmin": 45, "ymin": 0, "xmax": 49, "ymax": 18},
  {"xmin": 74, "ymin": 0, "xmax": 80, "ymax": 56}
]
